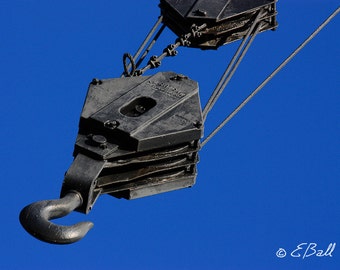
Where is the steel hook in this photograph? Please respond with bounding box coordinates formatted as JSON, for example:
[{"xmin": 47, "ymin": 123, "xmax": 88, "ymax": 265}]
[{"xmin": 19, "ymin": 192, "xmax": 94, "ymax": 244}]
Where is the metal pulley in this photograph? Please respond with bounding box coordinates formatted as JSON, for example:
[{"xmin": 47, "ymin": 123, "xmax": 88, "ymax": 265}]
[
  {"xmin": 160, "ymin": 0, "xmax": 277, "ymax": 49},
  {"xmin": 63, "ymin": 71, "xmax": 203, "ymax": 210},
  {"xmin": 19, "ymin": 0, "xmax": 339, "ymax": 245},
  {"xmin": 20, "ymin": 72, "xmax": 203, "ymax": 244},
  {"xmin": 20, "ymin": 0, "xmax": 281, "ymax": 244}
]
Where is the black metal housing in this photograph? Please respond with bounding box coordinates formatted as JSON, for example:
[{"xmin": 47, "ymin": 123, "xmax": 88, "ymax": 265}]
[
  {"xmin": 160, "ymin": 0, "xmax": 278, "ymax": 49},
  {"xmin": 61, "ymin": 72, "xmax": 203, "ymax": 213}
]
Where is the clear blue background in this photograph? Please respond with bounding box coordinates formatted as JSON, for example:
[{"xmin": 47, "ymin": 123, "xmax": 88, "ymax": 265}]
[{"xmin": 1, "ymin": 0, "xmax": 339, "ymax": 269}]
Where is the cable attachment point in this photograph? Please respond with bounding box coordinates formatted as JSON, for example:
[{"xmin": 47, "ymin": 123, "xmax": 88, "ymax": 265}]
[
  {"xmin": 163, "ymin": 44, "xmax": 178, "ymax": 56},
  {"xmin": 123, "ymin": 53, "xmax": 136, "ymax": 77},
  {"xmin": 176, "ymin": 34, "xmax": 191, "ymax": 47},
  {"xmin": 191, "ymin": 23, "xmax": 207, "ymax": 38},
  {"xmin": 148, "ymin": 55, "xmax": 161, "ymax": 69}
]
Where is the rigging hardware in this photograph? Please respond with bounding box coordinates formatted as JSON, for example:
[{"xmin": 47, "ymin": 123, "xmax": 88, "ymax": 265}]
[
  {"xmin": 160, "ymin": 0, "xmax": 277, "ymax": 49},
  {"xmin": 20, "ymin": 1, "xmax": 338, "ymax": 244}
]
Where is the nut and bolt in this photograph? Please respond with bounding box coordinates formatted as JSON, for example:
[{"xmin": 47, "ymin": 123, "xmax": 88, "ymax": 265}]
[
  {"xmin": 193, "ymin": 121, "xmax": 203, "ymax": 129},
  {"xmin": 87, "ymin": 134, "xmax": 107, "ymax": 149},
  {"xmin": 193, "ymin": 9, "xmax": 207, "ymax": 16},
  {"xmin": 91, "ymin": 78, "xmax": 103, "ymax": 85},
  {"xmin": 104, "ymin": 120, "xmax": 119, "ymax": 130},
  {"xmin": 135, "ymin": 104, "xmax": 146, "ymax": 114},
  {"xmin": 170, "ymin": 74, "xmax": 188, "ymax": 81}
]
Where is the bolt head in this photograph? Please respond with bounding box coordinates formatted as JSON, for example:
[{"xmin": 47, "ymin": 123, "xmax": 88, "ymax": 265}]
[
  {"xmin": 193, "ymin": 121, "xmax": 203, "ymax": 129},
  {"xmin": 91, "ymin": 78, "xmax": 103, "ymax": 85},
  {"xmin": 92, "ymin": 135, "xmax": 107, "ymax": 145},
  {"xmin": 104, "ymin": 120, "xmax": 119, "ymax": 129}
]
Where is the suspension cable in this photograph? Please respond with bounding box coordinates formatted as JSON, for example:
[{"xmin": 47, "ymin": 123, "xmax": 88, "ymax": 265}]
[
  {"xmin": 122, "ymin": 16, "xmax": 163, "ymax": 77},
  {"xmin": 135, "ymin": 24, "xmax": 166, "ymax": 69},
  {"xmin": 202, "ymin": 10, "xmax": 265, "ymax": 121},
  {"xmin": 135, "ymin": 23, "xmax": 207, "ymax": 76},
  {"xmin": 201, "ymin": 6, "xmax": 340, "ymax": 148}
]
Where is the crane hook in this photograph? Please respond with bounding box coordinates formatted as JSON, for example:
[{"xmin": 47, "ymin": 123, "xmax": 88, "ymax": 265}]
[{"xmin": 19, "ymin": 192, "xmax": 94, "ymax": 244}]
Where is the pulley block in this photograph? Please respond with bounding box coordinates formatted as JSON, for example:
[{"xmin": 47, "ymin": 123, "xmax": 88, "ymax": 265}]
[
  {"xmin": 62, "ymin": 71, "xmax": 203, "ymax": 213},
  {"xmin": 160, "ymin": 0, "xmax": 278, "ymax": 49}
]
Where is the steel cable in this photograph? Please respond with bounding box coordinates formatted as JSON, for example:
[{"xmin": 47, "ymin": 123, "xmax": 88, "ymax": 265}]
[{"xmin": 201, "ymin": 6, "xmax": 340, "ymax": 147}]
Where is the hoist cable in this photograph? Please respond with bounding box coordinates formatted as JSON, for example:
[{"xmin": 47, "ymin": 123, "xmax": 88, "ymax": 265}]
[
  {"xmin": 202, "ymin": 10, "xmax": 265, "ymax": 121},
  {"xmin": 122, "ymin": 16, "xmax": 163, "ymax": 76},
  {"xmin": 203, "ymin": 23, "xmax": 263, "ymax": 121},
  {"xmin": 201, "ymin": 6, "xmax": 340, "ymax": 148},
  {"xmin": 135, "ymin": 23, "xmax": 207, "ymax": 76},
  {"xmin": 135, "ymin": 24, "xmax": 166, "ymax": 69}
]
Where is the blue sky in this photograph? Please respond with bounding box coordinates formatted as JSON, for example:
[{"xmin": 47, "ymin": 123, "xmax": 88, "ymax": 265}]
[{"xmin": 1, "ymin": 1, "xmax": 339, "ymax": 269}]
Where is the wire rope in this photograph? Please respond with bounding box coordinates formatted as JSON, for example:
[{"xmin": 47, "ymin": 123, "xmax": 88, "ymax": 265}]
[
  {"xmin": 201, "ymin": 6, "xmax": 340, "ymax": 148},
  {"xmin": 202, "ymin": 10, "xmax": 265, "ymax": 121}
]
